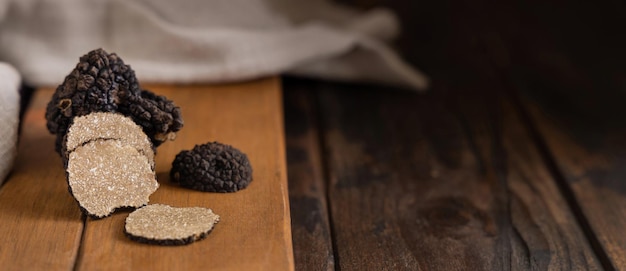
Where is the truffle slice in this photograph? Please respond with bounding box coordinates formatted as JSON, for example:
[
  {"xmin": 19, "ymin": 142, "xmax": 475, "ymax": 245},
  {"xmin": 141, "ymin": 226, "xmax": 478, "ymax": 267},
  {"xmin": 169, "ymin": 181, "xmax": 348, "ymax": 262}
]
[
  {"xmin": 124, "ymin": 204, "xmax": 220, "ymax": 245},
  {"xmin": 170, "ymin": 142, "xmax": 253, "ymax": 192},
  {"xmin": 67, "ymin": 139, "xmax": 159, "ymax": 218},
  {"xmin": 64, "ymin": 112, "xmax": 155, "ymax": 168}
]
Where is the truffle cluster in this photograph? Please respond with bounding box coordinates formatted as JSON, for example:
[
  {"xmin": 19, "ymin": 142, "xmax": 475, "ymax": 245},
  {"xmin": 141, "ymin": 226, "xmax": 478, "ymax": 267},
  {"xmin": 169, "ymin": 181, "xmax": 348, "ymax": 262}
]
[
  {"xmin": 44, "ymin": 49, "xmax": 184, "ymax": 218},
  {"xmin": 45, "ymin": 49, "xmax": 269, "ymax": 244},
  {"xmin": 170, "ymin": 142, "xmax": 253, "ymax": 192},
  {"xmin": 45, "ymin": 48, "xmax": 183, "ymax": 153}
]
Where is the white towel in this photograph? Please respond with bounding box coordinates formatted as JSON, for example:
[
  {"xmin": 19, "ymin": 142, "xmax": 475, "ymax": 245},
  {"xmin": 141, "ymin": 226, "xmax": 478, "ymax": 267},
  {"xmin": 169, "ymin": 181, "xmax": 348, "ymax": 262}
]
[
  {"xmin": 0, "ymin": 63, "xmax": 20, "ymax": 185},
  {"xmin": 0, "ymin": 0, "xmax": 428, "ymax": 90}
]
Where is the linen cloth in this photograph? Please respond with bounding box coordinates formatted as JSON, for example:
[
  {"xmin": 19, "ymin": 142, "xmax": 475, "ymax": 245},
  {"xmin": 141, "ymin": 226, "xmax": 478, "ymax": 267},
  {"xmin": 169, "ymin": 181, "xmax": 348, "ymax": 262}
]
[
  {"xmin": 0, "ymin": 0, "xmax": 429, "ymax": 183},
  {"xmin": 0, "ymin": 0, "xmax": 428, "ymax": 89}
]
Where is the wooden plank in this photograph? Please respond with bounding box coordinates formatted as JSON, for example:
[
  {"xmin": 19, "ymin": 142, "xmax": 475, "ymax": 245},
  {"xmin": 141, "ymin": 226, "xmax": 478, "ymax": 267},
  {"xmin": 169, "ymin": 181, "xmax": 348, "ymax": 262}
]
[
  {"xmin": 74, "ymin": 78, "xmax": 293, "ymax": 270},
  {"xmin": 327, "ymin": 0, "xmax": 617, "ymax": 268},
  {"xmin": 283, "ymin": 78, "xmax": 334, "ymax": 270},
  {"xmin": 318, "ymin": 85, "xmax": 492, "ymax": 270},
  {"xmin": 522, "ymin": 93, "xmax": 626, "ymax": 270},
  {"xmin": 14, "ymin": 78, "xmax": 293, "ymax": 270},
  {"xmin": 316, "ymin": 80, "xmax": 601, "ymax": 270},
  {"xmin": 474, "ymin": 95, "xmax": 601, "ymax": 270},
  {"xmin": 501, "ymin": 0, "xmax": 626, "ymax": 269},
  {"xmin": 0, "ymin": 90, "xmax": 83, "ymax": 271}
]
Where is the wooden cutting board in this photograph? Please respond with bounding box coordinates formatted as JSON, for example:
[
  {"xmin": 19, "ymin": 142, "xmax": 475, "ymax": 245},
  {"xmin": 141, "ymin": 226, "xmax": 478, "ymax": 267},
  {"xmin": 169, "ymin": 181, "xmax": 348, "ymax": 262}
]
[{"xmin": 0, "ymin": 78, "xmax": 294, "ymax": 271}]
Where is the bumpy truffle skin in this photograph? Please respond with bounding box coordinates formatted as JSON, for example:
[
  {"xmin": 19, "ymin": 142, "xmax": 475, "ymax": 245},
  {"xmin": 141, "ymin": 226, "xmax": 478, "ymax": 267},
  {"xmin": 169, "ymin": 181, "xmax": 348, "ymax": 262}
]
[
  {"xmin": 45, "ymin": 48, "xmax": 183, "ymax": 153},
  {"xmin": 170, "ymin": 142, "xmax": 253, "ymax": 192},
  {"xmin": 122, "ymin": 90, "xmax": 184, "ymax": 145}
]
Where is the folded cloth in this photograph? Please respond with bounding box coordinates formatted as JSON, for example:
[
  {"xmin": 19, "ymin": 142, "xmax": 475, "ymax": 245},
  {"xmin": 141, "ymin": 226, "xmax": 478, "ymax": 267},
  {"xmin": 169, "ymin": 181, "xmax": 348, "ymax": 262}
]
[
  {"xmin": 0, "ymin": 0, "xmax": 428, "ymax": 90},
  {"xmin": 0, "ymin": 63, "xmax": 20, "ymax": 185}
]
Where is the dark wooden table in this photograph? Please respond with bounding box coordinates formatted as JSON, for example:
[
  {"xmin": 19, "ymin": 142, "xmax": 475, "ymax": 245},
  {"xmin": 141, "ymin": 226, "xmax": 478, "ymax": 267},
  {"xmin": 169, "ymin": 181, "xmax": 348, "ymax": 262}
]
[{"xmin": 284, "ymin": 0, "xmax": 626, "ymax": 270}]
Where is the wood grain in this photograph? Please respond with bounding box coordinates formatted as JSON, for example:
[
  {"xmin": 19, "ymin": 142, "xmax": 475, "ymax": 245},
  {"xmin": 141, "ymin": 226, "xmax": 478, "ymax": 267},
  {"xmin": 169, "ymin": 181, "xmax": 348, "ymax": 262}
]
[
  {"xmin": 73, "ymin": 78, "xmax": 293, "ymax": 271},
  {"xmin": 332, "ymin": 0, "xmax": 620, "ymax": 268},
  {"xmin": 314, "ymin": 80, "xmax": 600, "ymax": 270},
  {"xmin": 283, "ymin": 79, "xmax": 334, "ymax": 271},
  {"xmin": 0, "ymin": 90, "xmax": 83, "ymax": 271},
  {"xmin": 501, "ymin": 0, "xmax": 626, "ymax": 268},
  {"xmin": 1, "ymin": 78, "xmax": 293, "ymax": 270},
  {"xmin": 523, "ymin": 97, "xmax": 626, "ymax": 270},
  {"xmin": 472, "ymin": 95, "xmax": 601, "ymax": 270}
]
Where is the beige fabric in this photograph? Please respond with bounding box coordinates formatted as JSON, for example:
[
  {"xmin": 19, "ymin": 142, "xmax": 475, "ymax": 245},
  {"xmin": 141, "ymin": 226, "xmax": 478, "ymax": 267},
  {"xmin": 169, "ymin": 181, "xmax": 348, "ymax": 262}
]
[
  {"xmin": 0, "ymin": 1, "xmax": 429, "ymax": 182},
  {"xmin": 0, "ymin": 0, "xmax": 428, "ymax": 90}
]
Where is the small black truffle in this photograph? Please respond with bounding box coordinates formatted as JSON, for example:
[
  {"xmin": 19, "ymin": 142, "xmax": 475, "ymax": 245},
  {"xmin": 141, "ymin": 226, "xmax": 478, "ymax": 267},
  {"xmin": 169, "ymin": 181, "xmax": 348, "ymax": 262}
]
[
  {"xmin": 45, "ymin": 48, "xmax": 183, "ymax": 153},
  {"xmin": 170, "ymin": 142, "xmax": 253, "ymax": 192}
]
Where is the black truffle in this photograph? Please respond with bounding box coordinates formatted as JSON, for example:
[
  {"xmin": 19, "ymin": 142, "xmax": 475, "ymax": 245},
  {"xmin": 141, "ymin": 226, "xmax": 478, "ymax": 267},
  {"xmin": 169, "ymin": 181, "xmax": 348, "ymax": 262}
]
[
  {"xmin": 45, "ymin": 48, "xmax": 183, "ymax": 153},
  {"xmin": 170, "ymin": 142, "xmax": 253, "ymax": 192},
  {"xmin": 123, "ymin": 90, "xmax": 184, "ymax": 144}
]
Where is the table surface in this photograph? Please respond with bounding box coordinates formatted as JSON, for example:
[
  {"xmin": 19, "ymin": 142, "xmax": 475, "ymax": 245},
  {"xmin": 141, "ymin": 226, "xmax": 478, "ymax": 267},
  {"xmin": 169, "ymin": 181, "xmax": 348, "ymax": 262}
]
[
  {"xmin": 3, "ymin": 0, "xmax": 626, "ymax": 270},
  {"xmin": 284, "ymin": 0, "xmax": 626, "ymax": 270},
  {"xmin": 0, "ymin": 78, "xmax": 294, "ymax": 271}
]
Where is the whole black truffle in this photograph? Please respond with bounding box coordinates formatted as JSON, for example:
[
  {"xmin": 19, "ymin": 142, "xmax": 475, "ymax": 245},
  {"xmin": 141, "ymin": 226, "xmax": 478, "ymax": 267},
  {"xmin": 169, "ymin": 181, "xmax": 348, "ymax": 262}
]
[
  {"xmin": 170, "ymin": 142, "xmax": 253, "ymax": 192},
  {"xmin": 45, "ymin": 48, "xmax": 183, "ymax": 153}
]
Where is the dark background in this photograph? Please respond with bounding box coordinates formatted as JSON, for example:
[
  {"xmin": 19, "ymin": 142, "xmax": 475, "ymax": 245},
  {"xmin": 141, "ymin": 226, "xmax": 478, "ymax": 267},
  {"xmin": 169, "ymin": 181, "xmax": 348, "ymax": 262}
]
[{"xmin": 284, "ymin": 0, "xmax": 626, "ymax": 270}]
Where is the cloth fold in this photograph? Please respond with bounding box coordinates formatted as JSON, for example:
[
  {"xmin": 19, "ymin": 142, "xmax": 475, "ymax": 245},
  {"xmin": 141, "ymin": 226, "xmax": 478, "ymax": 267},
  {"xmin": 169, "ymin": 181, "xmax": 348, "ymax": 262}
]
[
  {"xmin": 0, "ymin": 62, "xmax": 20, "ymax": 185},
  {"xmin": 0, "ymin": 0, "xmax": 428, "ymax": 90}
]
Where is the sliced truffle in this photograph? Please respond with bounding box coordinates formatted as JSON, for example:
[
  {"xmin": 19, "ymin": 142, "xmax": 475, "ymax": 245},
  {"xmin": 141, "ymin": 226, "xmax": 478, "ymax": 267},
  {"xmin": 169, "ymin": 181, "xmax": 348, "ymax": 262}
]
[
  {"xmin": 124, "ymin": 204, "xmax": 220, "ymax": 245},
  {"xmin": 64, "ymin": 112, "xmax": 155, "ymax": 168},
  {"xmin": 170, "ymin": 142, "xmax": 253, "ymax": 192},
  {"xmin": 67, "ymin": 139, "xmax": 159, "ymax": 218},
  {"xmin": 45, "ymin": 48, "xmax": 183, "ymax": 153}
]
